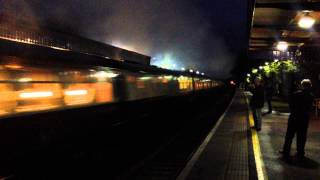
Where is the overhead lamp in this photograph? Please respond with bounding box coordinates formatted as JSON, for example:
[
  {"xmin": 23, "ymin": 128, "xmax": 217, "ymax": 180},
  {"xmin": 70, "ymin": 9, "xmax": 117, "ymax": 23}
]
[
  {"xmin": 276, "ymin": 41, "xmax": 288, "ymax": 51},
  {"xmin": 298, "ymin": 14, "xmax": 315, "ymax": 29},
  {"xmin": 259, "ymin": 66, "xmax": 263, "ymax": 70}
]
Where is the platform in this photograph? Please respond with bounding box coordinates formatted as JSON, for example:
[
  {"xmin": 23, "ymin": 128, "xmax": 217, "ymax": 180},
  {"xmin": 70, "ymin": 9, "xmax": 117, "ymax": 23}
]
[{"xmin": 177, "ymin": 90, "xmax": 320, "ymax": 180}]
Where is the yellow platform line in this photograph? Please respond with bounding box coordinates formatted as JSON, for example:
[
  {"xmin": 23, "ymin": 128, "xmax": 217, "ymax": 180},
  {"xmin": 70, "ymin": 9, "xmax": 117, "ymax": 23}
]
[{"xmin": 245, "ymin": 96, "xmax": 268, "ymax": 180}]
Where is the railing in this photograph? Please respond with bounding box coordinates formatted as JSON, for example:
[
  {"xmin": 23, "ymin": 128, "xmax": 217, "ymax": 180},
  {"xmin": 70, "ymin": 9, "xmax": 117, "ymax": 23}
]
[{"xmin": 0, "ymin": 23, "xmax": 150, "ymax": 65}]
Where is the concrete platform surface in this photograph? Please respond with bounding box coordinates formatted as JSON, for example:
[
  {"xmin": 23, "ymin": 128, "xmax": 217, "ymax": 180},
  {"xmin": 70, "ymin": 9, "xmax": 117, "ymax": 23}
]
[
  {"xmin": 177, "ymin": 90, "xmax": 320, "ymax": 180},
  {"xmin": 259, "ymin": 106, "xmax": 320, "ymax": 180},
  {"xmin": 177, "ymin": 91, "xmax": 253, "ymax": 180}
]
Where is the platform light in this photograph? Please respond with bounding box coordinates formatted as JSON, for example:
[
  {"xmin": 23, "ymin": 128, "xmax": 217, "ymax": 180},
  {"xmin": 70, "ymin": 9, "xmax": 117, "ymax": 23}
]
[
  {"xmin": 230, "ymin": 80, "xmax": 236, "ymax": 86},
  {"xmin": 273, "ymin": 51, "xmax": 278, "ymax": 56},
  {"xmin": 298, "ymin": 14, "xmax": 315, "ymax": 29},
  {"xmin": 252, "ymin": 69, "xmax": 258, "ymax": 74},
  {"xmin": 196, "ymin": 71, "xmax": 200, "ymax": 75},
  {"xmin": 201, "ymin": 73, "xmax": 205, "ymax": 76},
  {"xmin": 276, "ymin": 41, "xmax": 288, "ymax": 51},
  {"xmin": 189, "ymin": 69, "xmax": 194, "ymax": 73}
]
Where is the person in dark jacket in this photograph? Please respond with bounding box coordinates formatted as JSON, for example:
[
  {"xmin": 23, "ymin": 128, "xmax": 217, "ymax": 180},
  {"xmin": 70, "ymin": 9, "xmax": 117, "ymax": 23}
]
[
  {"xmin": 280, "ymin": 79, "xmax": 314, "ymax": 160},
  {"xmin": 265, "ymin": 77, "xmax": 273, "ymax": 114},
  {"xmin": 250, "ymin": 77, "xmax": 265, "ymax": 131}
]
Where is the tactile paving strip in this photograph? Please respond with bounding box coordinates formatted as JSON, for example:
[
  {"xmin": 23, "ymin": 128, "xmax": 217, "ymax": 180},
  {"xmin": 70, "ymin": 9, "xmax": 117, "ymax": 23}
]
[
  {"xmin": 184, "ymin": 92, "xmax": 251, "ymax": 180},
  {"xmin": 224, "ymin": 95, "xmax": 249, "ymax": 180}
]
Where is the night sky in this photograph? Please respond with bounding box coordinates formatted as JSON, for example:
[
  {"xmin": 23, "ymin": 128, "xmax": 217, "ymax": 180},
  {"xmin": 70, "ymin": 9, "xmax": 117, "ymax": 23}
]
[{"xmin": 3, "ymin": 0, "xmax": 248, "ymax": 78}]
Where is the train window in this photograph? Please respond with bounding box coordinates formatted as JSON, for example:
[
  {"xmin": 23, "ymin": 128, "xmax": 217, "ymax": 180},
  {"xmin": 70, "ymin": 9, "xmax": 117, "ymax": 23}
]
[
  {"xmin": 63, "ymin": 83, "xmax": 95, "ymax": 106},
  {"xmin": 12, "ymin": 68, "xmax": 63, "ymax": 112}
]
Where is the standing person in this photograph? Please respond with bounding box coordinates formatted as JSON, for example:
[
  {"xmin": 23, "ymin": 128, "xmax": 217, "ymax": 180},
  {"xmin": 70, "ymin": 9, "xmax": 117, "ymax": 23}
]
[
  {"xmin": 265, "ymin": 76, "xmax": 273, "ymax": 114},
  {"xmin": 250, "ymin": 77, "xmax": 265, "ymax": 131},
  {"xmin": 280, "ymin": 79, "xmax": 314, "ymax": 161}
]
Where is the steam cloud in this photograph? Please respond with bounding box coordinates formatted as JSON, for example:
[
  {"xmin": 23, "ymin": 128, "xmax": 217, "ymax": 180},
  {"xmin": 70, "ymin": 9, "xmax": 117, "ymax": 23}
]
[{"xmin": 2, "ymin": 0, "xmax": 246, "ymax": 78}]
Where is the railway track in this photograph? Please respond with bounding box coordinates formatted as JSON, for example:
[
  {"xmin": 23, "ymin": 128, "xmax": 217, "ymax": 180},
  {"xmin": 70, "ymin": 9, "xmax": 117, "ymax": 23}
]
[
  {"xmin": 119, "ymin": 90, "xmax": 234, "ymax": 180},
  {"xmin": 3, "ymin": 88, "xmax": 234, "ymax": 180}
]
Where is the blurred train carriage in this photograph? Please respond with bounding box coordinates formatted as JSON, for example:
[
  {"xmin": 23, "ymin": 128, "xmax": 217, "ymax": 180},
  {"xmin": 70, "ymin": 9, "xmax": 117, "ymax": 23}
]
[
  {"xmin": 0, "ymin": 24, "xmax": 223, "ymax": 118},
  {"xmin": 0, "ymin": 55, "xmax": 221, "ymax": 118}
]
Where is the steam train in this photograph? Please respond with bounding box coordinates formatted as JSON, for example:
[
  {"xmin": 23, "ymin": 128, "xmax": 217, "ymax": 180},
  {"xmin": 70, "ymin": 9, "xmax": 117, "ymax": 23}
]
[
  {"xmin": 0, "ymin": 36, "xmax": 223, "ymax": 119},
  {"xmin": 0, "ymin": 15, "xmax": 228, "ymax": 179}
]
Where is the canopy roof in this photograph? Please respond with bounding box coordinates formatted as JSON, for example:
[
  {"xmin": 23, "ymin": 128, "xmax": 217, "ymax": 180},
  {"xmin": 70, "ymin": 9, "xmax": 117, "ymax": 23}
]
[{"xmin": 249, "ymin": 0, "xmax": 320, "ymax": 52}]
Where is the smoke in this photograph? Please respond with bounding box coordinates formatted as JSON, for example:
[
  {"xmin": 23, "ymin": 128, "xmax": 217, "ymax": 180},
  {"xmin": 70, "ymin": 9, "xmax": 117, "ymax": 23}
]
[{"xmin": 2, "ymin": 0, "xmax": 246, "ymax": 78}]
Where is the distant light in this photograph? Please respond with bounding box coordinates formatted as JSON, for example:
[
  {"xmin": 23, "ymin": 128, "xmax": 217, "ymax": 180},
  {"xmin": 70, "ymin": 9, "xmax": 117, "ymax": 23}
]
[
  {"xmin": 201, "ymin": 73, "xmax": 205, "ymax": 75},
  {"xmin": 196, "ymin": 71, "xmax": 200, "ymax": 74},
  {"xmin": 139, "ymin": 77, "xmax": 152, "ymax": 80},
  {"xmin": 64, "ymin": 90, "xmax": 88, "ymax": 96},
  {"xmin": 181, "ymin": 67, "xmax": 186, "ymax": 71},
  {"xmin": 274, "ymin": 59, "xmax": 279, "ymax": 62},
  {"xmin": 20, "ymin": 91, "xmax": 53, "ymax": 99},
  {"xmin": 276, "ymin": 41, "xmax": 288, "ymax": 51},
  {"xmin": 189, "ymin": 69, "xmax": 194, "ymax": 73},
  {"xmin": 164, "ymin": 75, "xmax": 173, "ymax": 80},
  {"xmin": 298, "ymin": 15, "xmax": 315, "ymax": 29},
  {"xmin": 265, "ymin": 62, "xmax": 269, "ymax": 65},
  {"xmin": 259, "ymin": 66, "xmax": 263, "ymax": 70},
  {"xmin": 247, "ymin": 74, "xmax": 251, "ymax": 77},
  {"xmin": 230, "ymin": 80, "xmax": 236, "ymax": 86}
]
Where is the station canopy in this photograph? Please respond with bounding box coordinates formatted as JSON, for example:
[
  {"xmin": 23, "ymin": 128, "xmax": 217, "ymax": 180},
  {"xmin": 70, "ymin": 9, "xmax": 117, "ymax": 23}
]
[{"xmin": 249, "ymin": 0, "xmax": 320, "ymax": 52}]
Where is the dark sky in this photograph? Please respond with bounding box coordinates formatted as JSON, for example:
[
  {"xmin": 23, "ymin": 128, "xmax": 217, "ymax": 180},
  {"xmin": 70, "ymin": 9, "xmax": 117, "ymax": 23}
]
[{"xmin": 3, "ymin": 0, "xmax": 248, "ymax": 78}]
